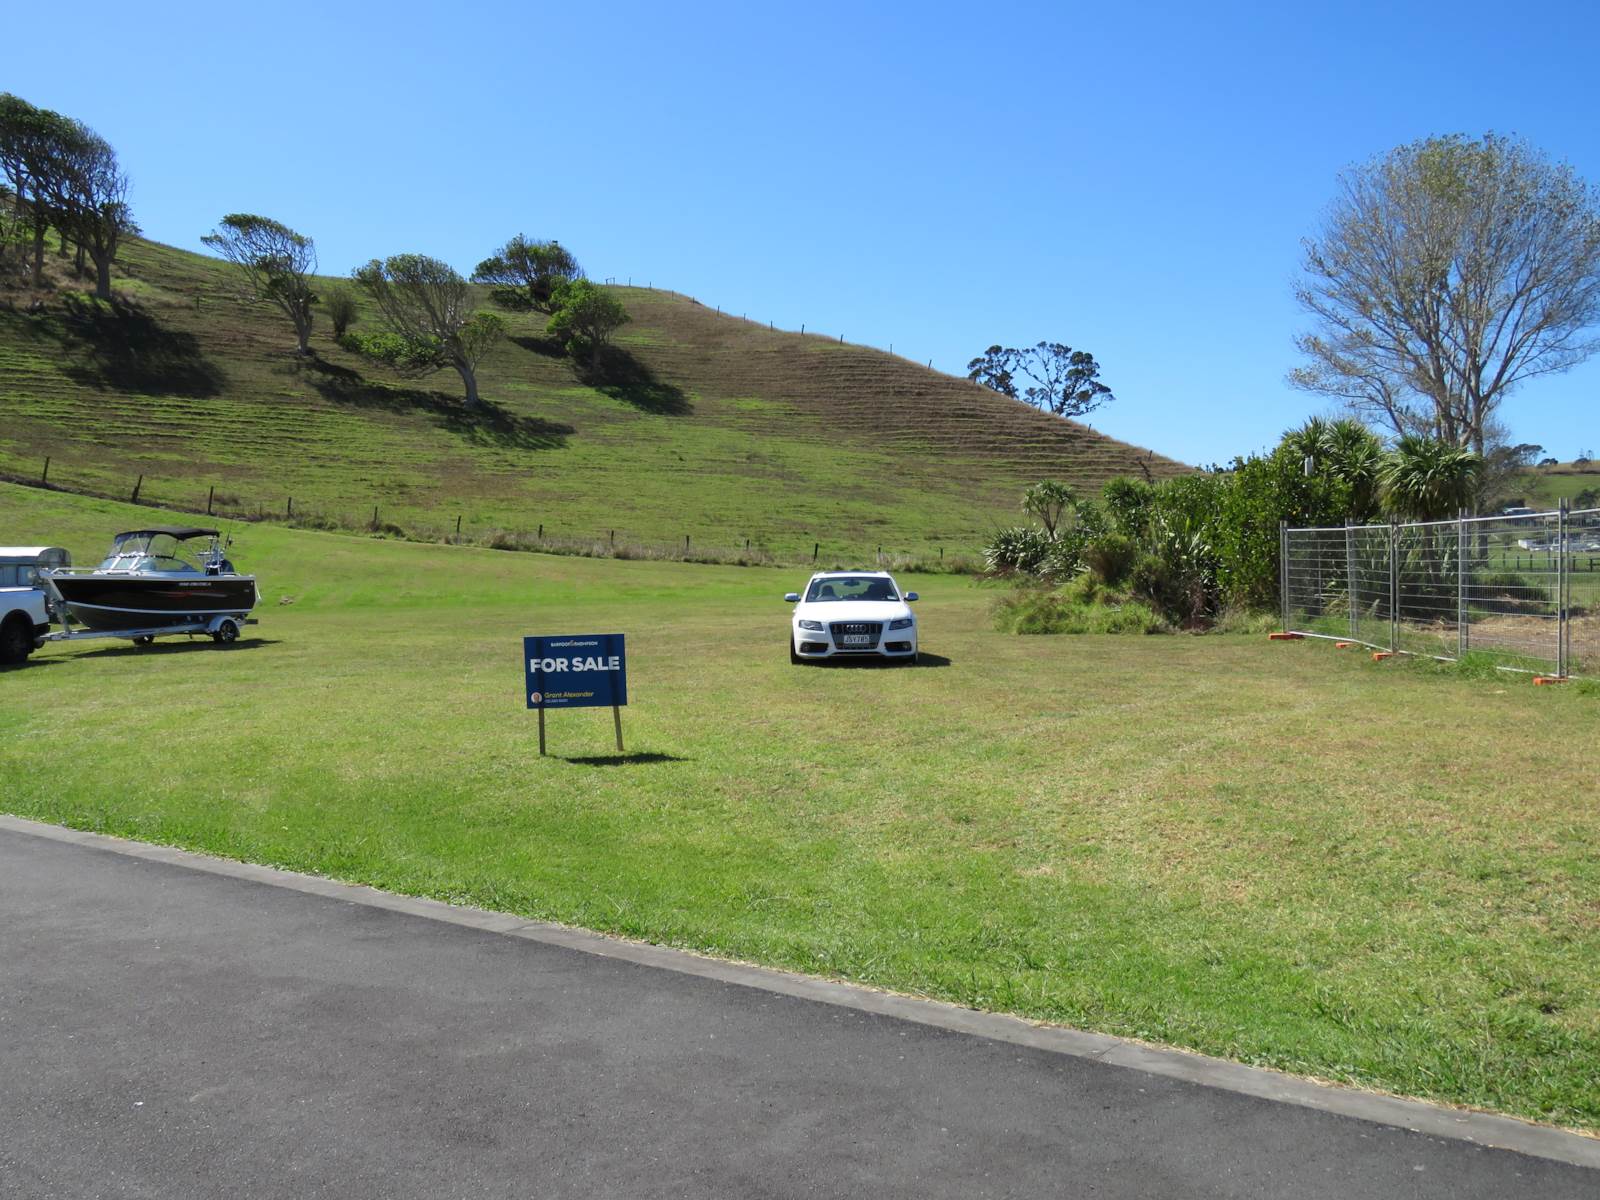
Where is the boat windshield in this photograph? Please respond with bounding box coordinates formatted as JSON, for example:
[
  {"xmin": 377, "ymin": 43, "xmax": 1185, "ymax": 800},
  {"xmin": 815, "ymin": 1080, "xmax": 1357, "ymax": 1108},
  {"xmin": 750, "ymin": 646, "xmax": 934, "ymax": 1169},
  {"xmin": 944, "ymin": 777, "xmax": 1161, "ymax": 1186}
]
[{"xmin": 98, "ymin": 533, "xmax": 211, "ymax": 575}]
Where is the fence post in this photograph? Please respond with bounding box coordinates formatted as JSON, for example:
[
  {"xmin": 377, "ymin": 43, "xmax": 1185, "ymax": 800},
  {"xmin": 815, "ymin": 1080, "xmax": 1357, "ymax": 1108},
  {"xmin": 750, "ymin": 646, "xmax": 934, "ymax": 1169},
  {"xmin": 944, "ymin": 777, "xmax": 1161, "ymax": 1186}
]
[
  {"xmin": 41, "ymin": 456, "xmax": 50, "ymax": 484},
  {"xmin": 1345, "ymin": 522, "xmax": 1357, "ymax": 640},
  {"xmin": 1278, "ymin": 521, "xmax": 1289, "ymax": 632},
  {"xmin": 131, "ymin": 474, "xmax": 143, "ymax": 504},
  {"xmin": 1457, "ymin": 509, "xmax": 1467, "ymax": 660},
  {"xmin": 1557, "ymin": 500, "xmax": 1568, "ymax": 678},
  {"xmin": 207, "ymin": 485, "xmax": 215, "ymax": 516},
  {"xmin": 288, "ymin": 497, "xmax": 294, "ymax": 518},
  {"xmin": 455, "ymin": 514, "xmax": 461, "ymax": 538},
  {"xmin": 1388, "ymin": 519, "xmax": 1399, "ymax": 654},
  {"xmin": 813, "ymin": 542, "xmax": 819, "ymax": 563}
]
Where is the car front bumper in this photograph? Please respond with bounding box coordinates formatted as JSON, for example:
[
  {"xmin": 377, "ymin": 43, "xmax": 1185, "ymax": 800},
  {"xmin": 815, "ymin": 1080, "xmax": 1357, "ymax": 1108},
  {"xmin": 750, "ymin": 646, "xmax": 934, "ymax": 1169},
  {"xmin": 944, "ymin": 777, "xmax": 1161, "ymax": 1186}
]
[{"xmin": 793, "ymin": 624, "xmax": 917, "ymax": 660}]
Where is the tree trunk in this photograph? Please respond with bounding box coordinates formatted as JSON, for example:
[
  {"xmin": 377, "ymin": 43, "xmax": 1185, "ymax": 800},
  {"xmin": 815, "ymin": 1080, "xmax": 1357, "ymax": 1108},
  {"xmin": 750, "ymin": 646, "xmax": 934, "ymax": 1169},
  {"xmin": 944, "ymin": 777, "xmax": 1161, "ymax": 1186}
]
[
  {"xmin": 454, "ymin": 361, "xmax": 481, "ymax": 408},
  {"xmin": 93, "ymin": 251, "xmax": 111, "ymax": 301},
  {"xmin": 293, "ymin": 316, "xmax": 312, "ymax": 356},
  {"xmin": 75, "ymin": 242, "xmax": 87, "ymax": 277},
  {"xmin": 30, "ymin": 220, "xmax": 45, "ymax": 287}
]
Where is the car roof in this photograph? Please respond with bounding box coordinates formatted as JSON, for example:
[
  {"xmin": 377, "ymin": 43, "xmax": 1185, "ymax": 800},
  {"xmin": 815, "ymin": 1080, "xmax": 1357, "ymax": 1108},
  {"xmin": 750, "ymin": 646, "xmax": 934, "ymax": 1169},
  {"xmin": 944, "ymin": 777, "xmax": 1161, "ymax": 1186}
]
[{"xmin": 808, "ymin": 570, "xmax": 893, "ymax": 580}]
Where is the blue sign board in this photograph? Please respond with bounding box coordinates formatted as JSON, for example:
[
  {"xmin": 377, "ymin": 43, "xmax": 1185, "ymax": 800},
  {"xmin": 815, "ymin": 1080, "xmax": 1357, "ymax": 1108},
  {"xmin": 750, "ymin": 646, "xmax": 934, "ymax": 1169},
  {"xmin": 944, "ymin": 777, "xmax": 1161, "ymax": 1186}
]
[{"xmin": 524, "ymin": 634, "xmax": 627, "ymax": 710}]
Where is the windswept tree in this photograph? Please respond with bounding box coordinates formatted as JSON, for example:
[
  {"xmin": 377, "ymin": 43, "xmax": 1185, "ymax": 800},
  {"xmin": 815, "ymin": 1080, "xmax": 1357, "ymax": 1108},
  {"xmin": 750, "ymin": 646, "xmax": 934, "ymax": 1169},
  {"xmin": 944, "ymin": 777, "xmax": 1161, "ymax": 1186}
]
[
  {"xmin": 349, "ymin": 254, "xmax": 505, "ymax": 407},
  {"xmin": 31, "ymin": 116, "xmax": 135, "ymax": 300},
  {"xmin": 202, "ymin": 214, "xmax": 319, "ymax": 355},
  {"xmin": 966, "ymin": 343, "xmax": 1114, "ymax": 418},
  {"xmin": 1293, "ymin": 134, "xmax": 1600, "ymax": 456},
  {"xmin": 472, "ymin": 235, "xmax": 581, "ymax": 313},
  {"xmin": 546, "ymin": 278, "xmax": 628, "ymax": 361},
  {"xmin": 0, "ymin": 94, "xmax": 77, "ymax": 287}
]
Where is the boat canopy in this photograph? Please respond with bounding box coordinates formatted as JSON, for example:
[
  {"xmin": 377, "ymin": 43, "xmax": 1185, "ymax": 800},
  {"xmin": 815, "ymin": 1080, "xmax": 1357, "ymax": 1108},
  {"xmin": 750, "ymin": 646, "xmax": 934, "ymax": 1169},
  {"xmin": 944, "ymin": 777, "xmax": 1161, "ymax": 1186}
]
[{"xmin": 112, "ymin": 526, "xmax": 220, "ymax": 540}]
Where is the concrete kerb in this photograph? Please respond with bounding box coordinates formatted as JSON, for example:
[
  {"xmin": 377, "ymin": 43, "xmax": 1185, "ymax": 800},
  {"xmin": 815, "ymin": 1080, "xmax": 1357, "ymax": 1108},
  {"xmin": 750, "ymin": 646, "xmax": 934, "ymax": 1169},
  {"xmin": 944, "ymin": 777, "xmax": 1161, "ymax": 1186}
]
[{"xmin": 3, "ymin": 812, "xmax": 1596, "ymax": 1172}]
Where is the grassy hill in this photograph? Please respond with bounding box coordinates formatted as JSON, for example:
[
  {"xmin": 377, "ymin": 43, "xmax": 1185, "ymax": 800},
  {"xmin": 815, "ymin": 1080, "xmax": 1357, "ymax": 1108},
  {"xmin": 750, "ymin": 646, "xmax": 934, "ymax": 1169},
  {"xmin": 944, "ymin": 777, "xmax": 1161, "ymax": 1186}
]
[
  {"xmin": 1512, "ymin": 462, "xmax": 1600, "ymax": 511},
  {"xmin": 0, "ymin": 236, "xmax": 1187, "ymax": 562}
]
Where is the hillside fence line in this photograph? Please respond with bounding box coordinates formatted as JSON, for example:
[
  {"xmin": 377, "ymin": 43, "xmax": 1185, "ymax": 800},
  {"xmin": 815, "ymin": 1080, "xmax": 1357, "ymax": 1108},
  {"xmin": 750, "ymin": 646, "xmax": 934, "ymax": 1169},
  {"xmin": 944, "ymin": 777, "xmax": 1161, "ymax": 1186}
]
[
  {"xmin": 1281, "ymin": 504, "xmax": 1600, "ymax": 679},
  {"xmin": 0, "ymin": 456, "xmax": 981, "ymax": 576}
]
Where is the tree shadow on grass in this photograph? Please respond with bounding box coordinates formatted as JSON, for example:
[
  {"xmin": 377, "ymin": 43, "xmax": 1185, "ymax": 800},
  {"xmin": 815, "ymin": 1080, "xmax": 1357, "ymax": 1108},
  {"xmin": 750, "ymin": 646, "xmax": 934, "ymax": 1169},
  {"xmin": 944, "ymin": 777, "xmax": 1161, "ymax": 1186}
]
[
  {"xmin": 301, "ymin": 359, "xmax": 571, "ymax": 450},
  {"xmin": 577, "ymin": 345, "xmax": 692, "ymax": 416},
  {"xmin": 558, "ymin": 751, "xmax": 690, "ymax": 766},
  {"xmin": 55, "ymin": 294, "xmax": 226, "ymax": 397},
  {"xmin": 509, "ymin": 333, "xmax": 567, "ymax": 360}
]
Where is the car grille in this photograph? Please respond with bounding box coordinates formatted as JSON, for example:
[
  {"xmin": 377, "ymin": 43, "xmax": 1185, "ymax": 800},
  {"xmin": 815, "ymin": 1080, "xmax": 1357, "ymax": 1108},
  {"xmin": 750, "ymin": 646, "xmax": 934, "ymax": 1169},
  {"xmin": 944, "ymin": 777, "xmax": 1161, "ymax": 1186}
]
[{"xmin": 829, "ymin": 621, "xmax": 883, "ymax": 648}]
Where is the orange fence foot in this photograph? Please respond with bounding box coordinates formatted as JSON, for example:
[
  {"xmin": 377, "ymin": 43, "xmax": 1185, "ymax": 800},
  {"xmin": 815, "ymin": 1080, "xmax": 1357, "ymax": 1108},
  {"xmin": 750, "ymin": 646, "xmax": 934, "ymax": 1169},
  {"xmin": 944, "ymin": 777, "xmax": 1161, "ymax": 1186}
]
[
  {"xmin": 1533, "ymin": 676, "xmax": 1569, "ymax": 686},
  {"xmin": 1268, "ymin": 632, "xmax": 1304, "ymax": 641},
  {"xmin": 1334, "ymin": 641, "xmax": 1353, "ymax": 649},
  {"xmin": 1372, "ymin": 652, "xmax": 1394, "ymax": 661}
]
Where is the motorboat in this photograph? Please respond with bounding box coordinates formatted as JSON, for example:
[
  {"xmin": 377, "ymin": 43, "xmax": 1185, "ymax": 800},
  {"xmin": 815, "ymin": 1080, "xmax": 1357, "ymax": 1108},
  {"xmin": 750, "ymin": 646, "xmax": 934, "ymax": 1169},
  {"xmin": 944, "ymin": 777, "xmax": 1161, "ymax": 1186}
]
[{"xmin": 44, "ymin": 526, "xmax": 258, "ymax": 637}]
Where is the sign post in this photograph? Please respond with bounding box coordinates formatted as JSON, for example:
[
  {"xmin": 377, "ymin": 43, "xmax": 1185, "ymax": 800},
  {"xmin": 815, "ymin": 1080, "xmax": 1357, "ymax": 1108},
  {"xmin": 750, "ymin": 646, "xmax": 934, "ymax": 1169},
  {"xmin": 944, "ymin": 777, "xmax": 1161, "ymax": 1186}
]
[{"xmin": 523, "ymin": 634, "xmax": 628, "ymax": 756}]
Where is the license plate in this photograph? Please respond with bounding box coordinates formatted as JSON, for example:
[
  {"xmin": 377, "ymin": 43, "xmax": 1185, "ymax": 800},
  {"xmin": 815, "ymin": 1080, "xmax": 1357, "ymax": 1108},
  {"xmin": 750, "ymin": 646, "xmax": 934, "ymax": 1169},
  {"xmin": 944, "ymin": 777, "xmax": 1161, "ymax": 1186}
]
[{"xmin": 841, "ymin": 634, "xmax": 872, "ymax": 646}]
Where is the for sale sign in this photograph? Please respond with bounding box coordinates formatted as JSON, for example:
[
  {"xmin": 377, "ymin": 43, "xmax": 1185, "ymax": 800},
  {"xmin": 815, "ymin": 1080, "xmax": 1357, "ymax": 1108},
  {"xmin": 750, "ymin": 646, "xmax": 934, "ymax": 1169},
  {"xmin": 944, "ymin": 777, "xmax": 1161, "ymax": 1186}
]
[{"xmin": 524, "ymin": 634, "xmax": 627, "ymax": 710}]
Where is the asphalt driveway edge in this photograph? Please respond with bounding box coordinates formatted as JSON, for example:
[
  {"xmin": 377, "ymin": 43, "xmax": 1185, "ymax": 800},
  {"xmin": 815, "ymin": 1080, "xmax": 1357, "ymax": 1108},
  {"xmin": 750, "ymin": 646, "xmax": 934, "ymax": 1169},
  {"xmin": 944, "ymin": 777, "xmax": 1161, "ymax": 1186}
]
[{"xmin": 4, "ymin": 812, "xmax": 1596, "ymax": 1171}]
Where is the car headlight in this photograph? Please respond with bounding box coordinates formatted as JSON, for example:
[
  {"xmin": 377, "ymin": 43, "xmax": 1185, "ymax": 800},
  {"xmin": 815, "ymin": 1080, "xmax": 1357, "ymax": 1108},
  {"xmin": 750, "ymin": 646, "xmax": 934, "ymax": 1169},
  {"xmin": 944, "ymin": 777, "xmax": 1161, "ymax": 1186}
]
[
  {"xmin": 888, "ymin": 618, "xmax": 914, "ymax": 630},
  {"xmin": 797, "ymin": 619, "xmax": 824, "ymax": 631}
]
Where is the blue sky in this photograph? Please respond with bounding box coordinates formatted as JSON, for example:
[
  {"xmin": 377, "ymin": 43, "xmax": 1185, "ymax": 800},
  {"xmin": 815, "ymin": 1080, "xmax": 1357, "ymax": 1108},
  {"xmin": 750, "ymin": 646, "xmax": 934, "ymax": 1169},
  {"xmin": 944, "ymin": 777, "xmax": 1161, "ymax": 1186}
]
[{"xmin": 9, "ymin": 0, "xmax": 1599, "ymax": 465}]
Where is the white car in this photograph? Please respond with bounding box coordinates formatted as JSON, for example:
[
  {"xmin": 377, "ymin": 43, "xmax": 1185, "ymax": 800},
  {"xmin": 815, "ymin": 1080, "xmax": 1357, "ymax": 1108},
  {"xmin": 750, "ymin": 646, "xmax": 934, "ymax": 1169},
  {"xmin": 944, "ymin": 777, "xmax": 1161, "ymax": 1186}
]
[
  {"xmin": 785, "ymin": 571, "xmax": 919, "ymax": 664},
  {"xmin": 1, "ymin": 546, "xmax": 69, "ymax": 665}
]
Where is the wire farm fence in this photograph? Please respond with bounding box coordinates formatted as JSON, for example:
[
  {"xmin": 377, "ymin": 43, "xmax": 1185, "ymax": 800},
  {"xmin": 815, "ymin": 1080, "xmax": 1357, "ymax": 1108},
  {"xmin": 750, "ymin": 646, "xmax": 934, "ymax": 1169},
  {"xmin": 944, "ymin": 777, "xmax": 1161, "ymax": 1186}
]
[{"xmin": 1281, "ymin": 506, "xmax": 1600, "ymax": 679}]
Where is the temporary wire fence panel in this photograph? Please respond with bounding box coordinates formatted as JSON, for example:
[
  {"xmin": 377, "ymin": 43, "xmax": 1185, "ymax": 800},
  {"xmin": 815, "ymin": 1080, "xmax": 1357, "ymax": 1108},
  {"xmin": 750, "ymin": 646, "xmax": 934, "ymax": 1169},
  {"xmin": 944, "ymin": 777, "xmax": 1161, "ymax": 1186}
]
[
  {"xmin": 1569, "ymin": 507, "xmax": 1600, "ymax": 677},
  {"xmin": 1284, "ymin": 506, "xmax": 1597, "ymax": 678},
  {"xmin": 1282, "ymin": 525, "xmax": 1351, "ymax": 641},
  {"xmin": 1350, "ymin": 524, "xmax": 1393, "ymax": 650},
  {"xmin": 1460, "ymin": 512, "xmax": 1561, "ymax": 673}
]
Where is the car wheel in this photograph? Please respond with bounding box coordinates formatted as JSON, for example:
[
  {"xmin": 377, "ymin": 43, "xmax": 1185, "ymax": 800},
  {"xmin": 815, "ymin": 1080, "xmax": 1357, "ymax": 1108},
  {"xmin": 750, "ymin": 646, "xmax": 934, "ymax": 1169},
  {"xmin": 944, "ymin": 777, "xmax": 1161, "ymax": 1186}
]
[
  {"xmin": 790, "ymin": 637, "xmax": 802, "ymax": 665},
  {"xmin": 132, "ymin": 635, "xmax": 155, "ymax": 646},
  {"xmin": 0, "ymin": 615, "xmax": 34, "ymax": 665}
]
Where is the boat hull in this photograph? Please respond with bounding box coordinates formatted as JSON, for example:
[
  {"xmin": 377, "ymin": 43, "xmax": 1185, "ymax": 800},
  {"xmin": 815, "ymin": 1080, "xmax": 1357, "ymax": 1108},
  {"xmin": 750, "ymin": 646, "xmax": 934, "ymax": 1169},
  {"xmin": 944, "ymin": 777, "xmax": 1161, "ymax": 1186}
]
[{"xmin": 51, "ymin": 575, "xmax": 258, "ymax": 632}]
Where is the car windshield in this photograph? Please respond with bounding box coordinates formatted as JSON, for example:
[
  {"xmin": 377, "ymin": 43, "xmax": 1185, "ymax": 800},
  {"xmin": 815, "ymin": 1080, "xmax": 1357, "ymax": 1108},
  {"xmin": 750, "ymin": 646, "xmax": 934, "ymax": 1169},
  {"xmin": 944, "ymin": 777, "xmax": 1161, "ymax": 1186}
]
[{"xmin": 805, "ymin": 576, "xmax": 898, "ymax": 602}]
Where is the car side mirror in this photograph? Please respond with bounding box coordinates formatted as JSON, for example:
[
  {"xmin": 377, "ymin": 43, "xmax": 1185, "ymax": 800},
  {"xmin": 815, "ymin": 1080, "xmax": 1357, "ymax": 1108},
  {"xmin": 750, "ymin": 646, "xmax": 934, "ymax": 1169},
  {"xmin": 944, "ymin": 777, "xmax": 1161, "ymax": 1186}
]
[
  {"xmin": 905, "ymin": 592, "xmax": 918, "ymax": 602},
  {"xmin": 784, "ymin": 593, "xmax": 800, "ymax": 603}
]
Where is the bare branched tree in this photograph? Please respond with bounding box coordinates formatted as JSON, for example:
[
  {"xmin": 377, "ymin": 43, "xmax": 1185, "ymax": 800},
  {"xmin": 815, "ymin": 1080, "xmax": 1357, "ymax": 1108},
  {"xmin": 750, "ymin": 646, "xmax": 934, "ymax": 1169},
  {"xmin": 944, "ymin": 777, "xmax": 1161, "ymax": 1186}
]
[
  {"xmin": 350, "ymin": 254, "xmax": 504, "ymax": 407},
  {"xmin": 203, "ymin": 214, "xmax": 319, "ymax": 355},
  {"xmin": 1293, "ymin": 134, "xmax": 1600, "ymax": 456}
]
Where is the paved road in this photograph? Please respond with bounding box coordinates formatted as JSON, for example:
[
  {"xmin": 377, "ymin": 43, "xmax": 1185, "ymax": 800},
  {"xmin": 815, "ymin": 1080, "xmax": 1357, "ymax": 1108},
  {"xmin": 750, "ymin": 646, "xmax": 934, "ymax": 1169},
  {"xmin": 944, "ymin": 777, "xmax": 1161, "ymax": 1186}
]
[{"xmin": 1, "ymin": 827, "xmax": 1594, "ymax": 1199}]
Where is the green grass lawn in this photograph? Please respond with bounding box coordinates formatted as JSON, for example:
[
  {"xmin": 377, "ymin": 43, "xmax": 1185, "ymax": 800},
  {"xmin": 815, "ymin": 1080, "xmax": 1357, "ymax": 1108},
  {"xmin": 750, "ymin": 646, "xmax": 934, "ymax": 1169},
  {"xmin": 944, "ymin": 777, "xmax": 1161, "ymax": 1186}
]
[{"xmin": 4, "ymin": 483, "xmax": 1599, "ymax": 1132}]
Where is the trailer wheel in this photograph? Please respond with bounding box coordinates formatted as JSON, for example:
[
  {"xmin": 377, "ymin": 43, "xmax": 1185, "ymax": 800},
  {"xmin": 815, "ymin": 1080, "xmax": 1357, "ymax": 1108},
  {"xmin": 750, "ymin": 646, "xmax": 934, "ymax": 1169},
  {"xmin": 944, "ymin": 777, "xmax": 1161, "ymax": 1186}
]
[
  {"xmin": 213, "ymin": 619, "xmax": 240, "ymax": 645},
  {"xmin": 132, "ymin": 635, "xmax": 154, "ymax": 646},
  {"xmin": 0, "ymin": 615, "xmax": 34, "ymax": 665}
]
